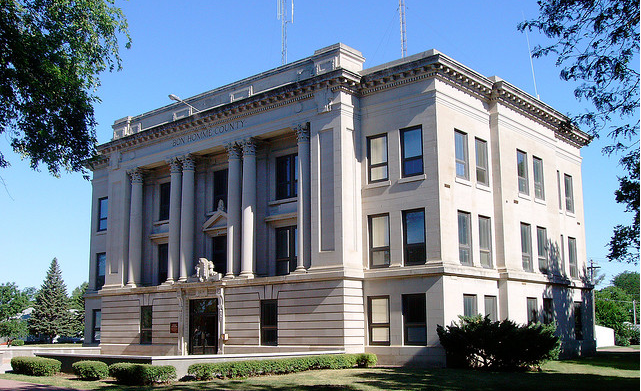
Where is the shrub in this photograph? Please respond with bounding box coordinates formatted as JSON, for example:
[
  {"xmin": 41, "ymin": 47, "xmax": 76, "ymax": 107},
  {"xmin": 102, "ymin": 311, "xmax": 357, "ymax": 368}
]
[
  {"xmin": 437, "ymin": 316, "xmax": 560, "ymax": 370},
  {"xmin": 10, "ymin": 356, "xmax": 61, "ymax": 376},
  {"xmin": 10, "ymin": 339, "xmax": 24, "ymax": 346},
  {"xmin": 108, "ymin": 363, "xmax": 176, "ymax": 385},
  {"xmin": 187, "ymin": 353, "xmax": 377, "ymax": 381},
  {"xmin": 72, "ymin": 360, "xmax": 109, "ymax": 380}
]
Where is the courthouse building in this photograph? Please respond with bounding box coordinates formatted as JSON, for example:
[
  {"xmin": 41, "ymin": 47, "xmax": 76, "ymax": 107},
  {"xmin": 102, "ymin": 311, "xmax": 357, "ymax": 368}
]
[{"xmin": 84, "ymin": 44, "xmax": 595, "ymax": 365}]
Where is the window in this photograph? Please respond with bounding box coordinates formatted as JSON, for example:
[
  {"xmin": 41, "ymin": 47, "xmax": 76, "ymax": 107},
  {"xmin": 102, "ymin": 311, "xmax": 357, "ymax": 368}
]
[
  {"xmin": 454, "ymin": 130, "xmax": 469, "ymax": 179},
  {"xmin": 213, "ymin": 169, "xmax": 228, "ymax": 210},
  {"xmin": 276, "ymin": 154, "xmax": 298, "ymax": 200},
  {"xmin": 568, "ymin": 237, "xmax": 578, "ymax": 278},
  {"xmin": 140, "ymin": 306, "xmax": 152, "ymax": 344},
  {"xmin": 527, "ymin": 298, "xmax": 538, "ymax": 324},
  {"xmin": 211, "ymin": 235, "xmax": 227, "ymax": 275},
  {"xmin": 96, "ymin": 253, "xmax": 106, "ymax": 290},
  {"xmin": 543, "ymin": 298, "xmax": 554, "ymax": 325},
  {"xmin": 521, "ymin": 223, "xmax": 533, "ymax": 271},
  {"xmin": 458, "ymin": 211, "xmax": 472, "ymax": 265},
  {"xmin": 275, "ymin": 226, "xmax": 297, "ymax": 275},
  {"xmin": 484, "ymin": 295, "xmax": 498, "ymax": 322},
  {"xmin": 92, "ymin": 309, "xmax": 101, "ymax": 343},
  {"xmin": 369, "ymin": 214, "xmax": 390, "ymax": 268},
  {"xmin": 400, "ymin": 127, "xmax": 423, "ymax": 177},
  {"xmin": 478, "ymin": 216, "xmax": 492, "ymax": 268},
  {"xmin": 560, "ymin": 234, "xmax": 566, "ymax": 274},
  {"xmin": 537, "ymin": 227, "xmax": 548, "ymax": 273},
  {"xmin": 402, "ymin": 294, "xmax": 427, "ymax": 345},
  {"xmin": 463, "ymin": 294, "xmax": 478, "ymax": 317},
  {"xmin": 159, "ymin": 182, "xmax": 171, "ymax": 221},
  {"xmin": 368, "ymin": 296, "xmax": 390, "ymax": 345},
  {"xmin": 97, "ymin": 197, "xmax": 108, "ymax": 231},
  {"xmin": 367, "ymin": 134, "xmax": 388, "ymax": 182},
  {"xmin": 564, "ymin": 174, "xmax": 574, "ymax": 213},
  {"xmin": 517, "ymin": 150, "xmax": 529, "ymax": 195},
  {"xmin": 557, "ymin": 170, "xmax": 563, "ymax": 209},
  {"xmin": 261, "ymin": 300, "xmax": 278, "ymax": 345},
  {"xmin": 158, "ymin": 243, "xmax": 168, "ymax": 284},
  {"xmin": 574, "ymin": 302, "xmax": 583, "ymax": 340},
  {"xmin": 533, "ymin": 157, "xmax": 545, "ymax": 200},
  {"xmin": 475, "ymin": 138, "xmax": 488, "ymax": 185},
  {"xmin": 403, "ymin": 209, "xmax": 426, "ymax": 265}
]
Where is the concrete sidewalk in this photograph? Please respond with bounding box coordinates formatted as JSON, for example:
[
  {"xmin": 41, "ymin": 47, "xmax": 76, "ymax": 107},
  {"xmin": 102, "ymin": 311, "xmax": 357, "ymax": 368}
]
[{"xmin": 0, "ymin": 378, "xmax": 78, "ymax": 391}]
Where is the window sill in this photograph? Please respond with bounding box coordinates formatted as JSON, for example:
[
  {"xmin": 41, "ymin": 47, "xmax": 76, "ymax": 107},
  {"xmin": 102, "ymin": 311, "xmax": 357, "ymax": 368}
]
[
  {"xmin": 269, "ymin": 197, "xmax": 297, "ymax": 207},
  {"xmin": 95, "ymin": 230, "xmax": 107, "ymax": 236},
  {"xmin": 565, "ymin": 211, "xmax": 576, "ymax": 218},
  {"xmin": 364, "ymin": 180, "xmax": 391, "ymax": 189},
  {"xmin": 475, "ymin": 183, "xmax": 491, "ymax": 192},
  {"xmin": 518, "ymin": 192, "xmax": 531, "ymax": 201},
  {"xmin": 154, "ymin": 219, "xmax": 169, "ymax": 226},
  {"xmin": 398, "ymin": 174, "xmax": 426, "ymax": 184},
  {"xmin": 534, "ymin": 198, "xmax": 546, "ymax": 206},
  {"xmin": 454, "ymin": 176, "xmax": 471, "ymax": 187}
]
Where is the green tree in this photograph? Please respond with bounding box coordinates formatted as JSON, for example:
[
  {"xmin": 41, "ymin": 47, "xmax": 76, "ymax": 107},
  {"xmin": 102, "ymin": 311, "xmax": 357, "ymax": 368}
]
[
  {"xmin": 0, "ymin": 318, "xmax": 28, "ymax": 341},
  {"xmin": 69, "ymin": 282, "xmax": 88, "ymax": 337},
  {"xmin": 0, "ymin": 282, "xmax": 30, "ymax": 321},
  {"xmin": 0, "ymin": 0, "xmax": 131, "ymax": 175},
  {"xmin": 520, "ymin": 0, "xmax": 640, "ymax": 264},
  {"xmin": 28, "ymin": 258, "xmax": 73, "ymax": 343}
]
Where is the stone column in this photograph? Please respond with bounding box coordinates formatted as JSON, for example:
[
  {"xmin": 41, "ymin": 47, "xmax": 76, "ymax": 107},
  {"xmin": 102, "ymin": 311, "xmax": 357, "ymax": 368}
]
[
  {"xmin": 127, "ymin": 168, "xmax": 144, "ymax": 287},
  {"xmin": 179, "ymin": 155, "xmax": 195, "ymax": 282},
  {"xmin": 295, "ymin": 123, "xmax": 311, "ymax": 272},
  {"xmin": 225, "ymin": 143, "xmax": 242, "ymax": 279},
  {"xmin": 167, "ymin": 159, "xmax": 182, "ymax": 283},
  {"xmin": 240, "ymin": 138, "xmax": 256, "ymax": 278}
]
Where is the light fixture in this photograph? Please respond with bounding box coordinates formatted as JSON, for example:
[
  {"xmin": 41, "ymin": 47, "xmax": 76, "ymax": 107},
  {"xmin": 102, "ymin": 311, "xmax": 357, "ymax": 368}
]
[{"xmin": 168, "ymin": 94, "xmax": 201, "ymax": 113}]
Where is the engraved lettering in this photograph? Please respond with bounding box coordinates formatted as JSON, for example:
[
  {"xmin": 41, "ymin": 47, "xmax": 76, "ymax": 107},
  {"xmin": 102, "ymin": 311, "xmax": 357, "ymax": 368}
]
[{"xmin": 171, "ymin": 121, "xmax": 245, "ymax": 147}]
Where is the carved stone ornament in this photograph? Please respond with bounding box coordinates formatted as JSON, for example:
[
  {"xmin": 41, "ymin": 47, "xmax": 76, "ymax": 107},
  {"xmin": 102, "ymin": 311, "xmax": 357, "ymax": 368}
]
[
  {"xmin": 181, "ymin": 154, "xmax": 195, "ymax": 171},
  {"xmin": 167, "ymin": 158, "xmax": 182, "ymax": 173},
  {"xmin": 224, "ymin": 143, "xmax": 242, "ymax": 160},
  {"xmin": 294, "ymin": 122, "xmax": 311, "ymax": 143},
  {"xmin": 128, "ymin": 168, "xmax": 145, "ymax": 184},
  {"xmin": 217, "ymin": 199, "xmax": 226, "ymax": 212},
  {"xmin": 241, "ymin": 138, "xmax": 256, "ymax": 156},
  {"xmin": 194, "ymin": 258, "xmax": 222, "ymax": 282}
]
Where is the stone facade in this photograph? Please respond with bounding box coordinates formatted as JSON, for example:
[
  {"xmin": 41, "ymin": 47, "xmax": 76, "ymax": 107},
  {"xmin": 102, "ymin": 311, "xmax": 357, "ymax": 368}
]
[{"xmin": 85, "ymin": 43, "xmax": 595, "ymax": 365}]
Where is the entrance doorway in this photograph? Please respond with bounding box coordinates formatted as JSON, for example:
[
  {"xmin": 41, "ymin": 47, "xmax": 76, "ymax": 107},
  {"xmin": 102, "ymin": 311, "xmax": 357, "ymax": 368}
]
[{"xmin": 189, "ymin": 298, "xmax": 218, "ymax": 355}]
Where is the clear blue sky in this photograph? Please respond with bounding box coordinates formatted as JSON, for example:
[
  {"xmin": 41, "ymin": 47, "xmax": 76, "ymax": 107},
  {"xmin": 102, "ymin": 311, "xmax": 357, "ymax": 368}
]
[{"xmin": 0, "ymin": 0, "xmax": 637, "ymax": 292}]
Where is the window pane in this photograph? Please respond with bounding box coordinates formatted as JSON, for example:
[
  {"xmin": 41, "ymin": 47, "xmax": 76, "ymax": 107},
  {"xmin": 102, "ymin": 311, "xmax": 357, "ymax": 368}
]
[
  {"xmin": 141, "ymin": 306, "xmax": 152, "ymax": 328},
  {"xmin": 369, "ymin": 136, "xmax": 387, "ymax": 165},
  {"xmin": 543, "ymin": 298, "xmax": 554, "ymax": 325},
  {"xmin": 455, "ymin": 131, "xmax": 468, "ymax": 179},
  {"xmin": 405, "ymin": 210, "xmax": 425, "ymax": 245},
  {"xmin": 402, "ymin": 128, "xmax": 422, "ymax": 158},
  {"xmin": 557, "ymin": 171, "xmax": 563, "ymax": 209},
  {"xmin": 371, "ymin": 250, "xmax": 390, "ymax": 267},
  {"xmin": 158, "ymin": 243, "xmax": 168, "ymax": 284},
  {"xmin": 478, "ymin": 216, "xmax": 492, "ymax": 268},
  {"xmin": 475, "ymin": 138, "xmax": 488, "ymax": 185},
  {"xmin": 276, "ymin": 228, "xmax": 290, "ymax": 259},
  {"xmin": 371, "ymin": 215, "xmax": 389, "ymax": 248},
  {"xmin": 371, "ymin": 327, "xmax": 390, "ymax": 343},
  {"xmin": 568, "ymin": 237, "xmax": 578, "ymax": 278},
  {"xmin": 213, "ymin": 169, "xmax": 228, "ymax": 210},
  {"xmin": 517, "ymin": 151, "xmax": 528, "ymax": 194},
  {"xmin": 458, "ymin": 212, "xmax": 472, "ymax": 265},
  {"xmin": 370, "ymin": 166, "xmax": 388, "ymax": 182},
  {"xmin": 463, "ymin": 294, "xmax": 477, "ymax": 317},
  {"xmin": 564, "ymin": 174, "xmax": 574, "ymax": 212},
  {"xmin": 159, "ymin": 182, "xmax": 171, "ymax": 220},
  {"xmin": 96, "ymin": 253, "xmax": 106, "ymax": 289},
  {"xmin": 370, "ymin": 298, "xmax": 389, "ymax": 323},
  {"xmin": 402, "ymin": 294, "xmax": 426, "ymax": 345},
  {"xmin": 484, "ymin": 296, "xmax": 497, "ymax": 321},
  {"xmin": 537, "ymin": 227, "xmax": 548, "ymax": 272},
  {"xmin": 98, "ymin": 197, "xmax": 108, "ymax": 231},
  {"xmin": 527, "ymin": 298, "xmax": 538, "ymax": 324},
  {"xmin": 533, "ymin": 157, "xmax": 545, "ymax": 199},
  {"xmin": 521, "ymin": 223, "xmax": 532, "ymax": 271},
  {"xmin": 574, "ymin": 302, "xmax": 583, "ymax": 340}
]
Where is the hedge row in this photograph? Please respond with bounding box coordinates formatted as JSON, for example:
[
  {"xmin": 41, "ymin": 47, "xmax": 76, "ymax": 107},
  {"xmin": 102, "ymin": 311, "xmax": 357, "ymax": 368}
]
[
  {"xmin": 188, "ymin": 353, "xmax": 377, "ymax": 380},
  {"xmin": 108, "ymin": 362, "xmax": 176, "ymax": 385},
  {"xmin": 72, "ymin": 360, "xmax": 109, "ymax": 380},
  {"xmin": 10, "ymin": 357, "xmax": 61, "ymax": 376}
]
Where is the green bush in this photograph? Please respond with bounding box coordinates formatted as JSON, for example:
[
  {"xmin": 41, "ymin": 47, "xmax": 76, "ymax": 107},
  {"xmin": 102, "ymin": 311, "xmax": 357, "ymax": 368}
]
[
  {"xmin": 437, "ymin": 316, "xmax": 560, "ymax": 370},
  {"xmin": 10, "ymin": 339, "xmax": 24, "ymax": 346},
  {"xmin": 108, "ymin": 362, "xmax": 176, "ymax": 385},
  {"xmin": 10, "ymin": 356, "xmax": 62, "ymax": 376},
  {"xmin": 187, "ymin": 353, "xmax": 377, "ymax": 380},
  {"xmin": 72, "ymin": 360, "xmax": 109, "ymax": 380}
]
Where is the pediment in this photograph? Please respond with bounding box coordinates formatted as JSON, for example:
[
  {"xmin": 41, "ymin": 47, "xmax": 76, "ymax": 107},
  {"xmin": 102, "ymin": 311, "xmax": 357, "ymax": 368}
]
[{"xmin": 202, "ymin": 210, "xmax": 227, "ymax": 237}]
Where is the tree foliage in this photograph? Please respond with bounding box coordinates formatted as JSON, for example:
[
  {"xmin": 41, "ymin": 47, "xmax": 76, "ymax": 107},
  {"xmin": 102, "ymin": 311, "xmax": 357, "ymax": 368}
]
[
  {"xmin": 28, "ymin": 258, "xmax": 73, "ymax": 342},
  {"xmin": 0, "ymin": 282, "xmax": 30, "ymax": 321},
  {"xmin": 69, "ymin": 282, "xmax": 88, "ymax": 337},
  {"xmin": 520, "ymin": 0, "xmax": 640, "ymax": 264},
  {"xmin": 595, "ymin": 271, "xmax": 640, "ymax": 345},
  {"xmin": 0, "ymin": 0, "xmax": 130, "ymax": 175}
]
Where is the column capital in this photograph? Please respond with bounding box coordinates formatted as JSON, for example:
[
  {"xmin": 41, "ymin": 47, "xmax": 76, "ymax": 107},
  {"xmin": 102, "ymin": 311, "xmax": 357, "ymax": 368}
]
[
  {"xmin": 294, "ymin": 122, "xmax": 310, "ymax": 143},
  {"xmin": 167, "ymin": 158, "xmax": 182, "ymax": 173},
  {"xmin": 241, "ymin": 138, "xmax": 256, "ymax": 156},
  {"xmin": 180, "ymin": 154, "xmax": 195, "ymax": 171},
  {"xmin": 225, "ymin": 143, "xmax": 242, "ymax": 160},
  {"xmin": 127, "ymin": 168, "xmax": 145, "ymax": 184}
]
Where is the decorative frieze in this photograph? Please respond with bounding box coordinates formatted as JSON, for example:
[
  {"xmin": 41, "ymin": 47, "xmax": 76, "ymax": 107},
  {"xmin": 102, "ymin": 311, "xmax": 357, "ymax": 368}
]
[{"xmin": 294, "ymin": 123, "xmax": 310, "ymax": 143}]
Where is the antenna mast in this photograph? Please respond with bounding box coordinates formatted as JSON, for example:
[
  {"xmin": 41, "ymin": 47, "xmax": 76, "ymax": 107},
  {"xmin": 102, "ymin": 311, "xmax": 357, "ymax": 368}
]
[
  {"xmin": 399, "ymin": 0, "xmax": 407, "ymax": 58},
  {"xmin": 523, "ymin": 12, "xmax": 539, "ymax": 99},
  {"xmin": 277, "ymin": 0, "xmax": 294, "ymax": 65}
]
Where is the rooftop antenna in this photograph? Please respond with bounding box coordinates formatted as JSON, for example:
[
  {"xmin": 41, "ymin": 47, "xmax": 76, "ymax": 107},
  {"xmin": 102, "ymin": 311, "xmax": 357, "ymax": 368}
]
[
  {"xmin": 523, "ymin": 11, "xmax": 540, "ymax": 100},
  {"xmin": 277, "ymin": 0, "xmax": 294, "ymax": 65},
  {"xmin": 399, "ymin": 0, "xmax": 407, "ymax": 58}
]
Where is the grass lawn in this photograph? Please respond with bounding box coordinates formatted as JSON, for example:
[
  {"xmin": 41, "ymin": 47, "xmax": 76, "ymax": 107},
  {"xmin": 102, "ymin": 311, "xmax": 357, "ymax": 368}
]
[{"xmin": 1, "ymin": 350, "xmax": 638, "ymax": 391}]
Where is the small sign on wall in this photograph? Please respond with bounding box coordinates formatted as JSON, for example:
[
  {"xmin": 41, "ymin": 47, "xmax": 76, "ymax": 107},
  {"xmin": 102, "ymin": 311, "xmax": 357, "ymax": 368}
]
[{"xmin": 170, "ymin": 322, "xmax": 178, "ymax": 334}]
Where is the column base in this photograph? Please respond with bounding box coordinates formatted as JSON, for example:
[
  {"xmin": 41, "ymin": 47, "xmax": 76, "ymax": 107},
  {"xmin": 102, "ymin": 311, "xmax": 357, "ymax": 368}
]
[
  {"xmin": 126, "ymin": 282, "xmax": 137, "ymax": 288},
  {"xmin": 223, "ymin": 273, "xmax": 235, "ymax": 280},
  {"xmin": 177, "ymin": 277, "xmax": 188, "ymax": 283},
  {"xmin": 293, "ymin": 266, "xmax": 307, "ymax": 274},
  {"xmin": 163, "ymin": 279, "xmax": 175, "ymax": 285},
  {"xmin": 238, "ymin": 272, "xmax": 254, "ymax": 279}
]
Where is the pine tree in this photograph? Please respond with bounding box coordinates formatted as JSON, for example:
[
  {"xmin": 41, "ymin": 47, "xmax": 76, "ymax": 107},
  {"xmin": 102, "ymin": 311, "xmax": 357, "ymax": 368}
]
[{"xmin": 28, "ymin": 258, "xmax": 72, "ymax": 343}]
